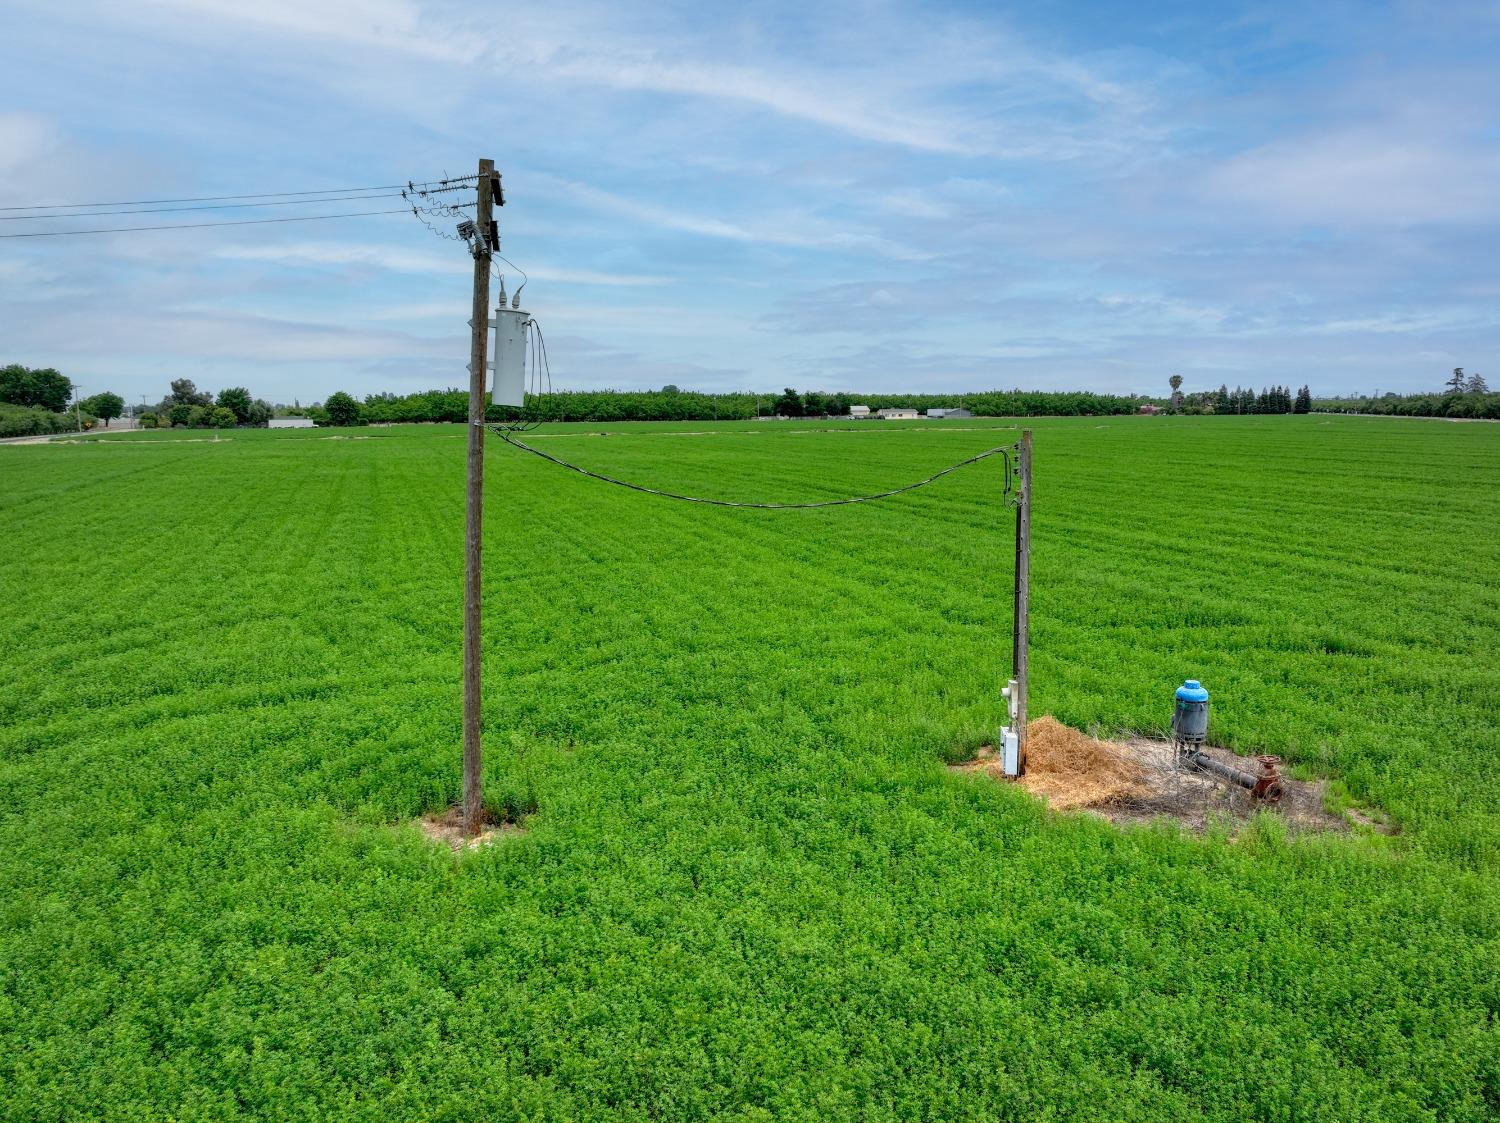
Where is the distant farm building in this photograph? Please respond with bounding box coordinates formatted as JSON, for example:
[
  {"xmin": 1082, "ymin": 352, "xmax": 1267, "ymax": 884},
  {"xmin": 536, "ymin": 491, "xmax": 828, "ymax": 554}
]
[
  {"xmin": 877, "ymin": 408, "xmax": 920, "ymax": 420},
  {"xmin": 269, "ymin": 418, "xmax": 316, "ymax": 429},
  {"xmin": 849, "ymin": 405, "xmax": 871, "ymax": 418},
  {"xmin": 1138, "ymin": 404, "xmax": 1160, "ymax": 415},
  {"xmin": 926, "ymin": 408, "xmax": 974, "ymax": 419}
]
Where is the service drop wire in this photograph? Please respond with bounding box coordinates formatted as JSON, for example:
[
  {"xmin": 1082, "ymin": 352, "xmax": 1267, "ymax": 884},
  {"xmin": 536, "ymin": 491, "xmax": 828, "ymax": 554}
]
[
  {"xmin": 488, "ymin": 429, "xmax": 1015, "ymax": 509},
  {"xmin": 487, "ymin": 315, "xmax": 551, "ymax": 434},
  {"xmin": 484, "ymin": 311, "xmax": 1015, "ymax": 506}
]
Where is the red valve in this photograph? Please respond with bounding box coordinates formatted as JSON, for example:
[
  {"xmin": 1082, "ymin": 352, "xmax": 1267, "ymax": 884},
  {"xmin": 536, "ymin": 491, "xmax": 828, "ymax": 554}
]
[{"xmin": 1251, "ymin": 756, "xmax": 1285, "ymax": 803}]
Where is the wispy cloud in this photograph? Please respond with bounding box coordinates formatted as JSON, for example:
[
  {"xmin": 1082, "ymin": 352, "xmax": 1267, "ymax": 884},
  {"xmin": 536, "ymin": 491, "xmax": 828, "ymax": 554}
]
[
  {"xmin": 539, "ymin": 174, "xmax": 932, "ymax": 260},
  {"xmin": 2, "ymin": 0, "xmax": 1498, "ymax": 400},
  {"xmin": 542, "ymin": 53, "xmax": 986, "ymax": 156},
  {"xmin": 123, "ymin": 0, "xmax": 1161, "ymax": 161},
  {"xmin": 217, "ymin": 242, "xmax": 668, "ymax": 286},
  {"xmin": 142, "ymin": 0, "xmax": 471, "ymax": 61},
  {"xmin": 1202, "ymin": 128, "xmax": 1500, "ymax": 226}
]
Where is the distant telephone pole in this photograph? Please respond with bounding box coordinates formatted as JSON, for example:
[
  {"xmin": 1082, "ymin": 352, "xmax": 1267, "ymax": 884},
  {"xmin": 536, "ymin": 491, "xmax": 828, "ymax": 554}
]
[
  {"xmin": 1012, "ymin": 429, "xmax": 1032, "ymax": 773},
  {"xmin": 463, "ymin": 157, "xmax": 498, "ymax": 837}
]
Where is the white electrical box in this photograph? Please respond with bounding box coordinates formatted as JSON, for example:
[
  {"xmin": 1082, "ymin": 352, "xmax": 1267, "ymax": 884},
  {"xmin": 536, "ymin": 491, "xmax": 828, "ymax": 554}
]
[
  {"xmin": 1000, "ymin": 678, "xmax": 1020, "ymax": 776},
  {"xmin": 1001, "ymin": 729, "xmax": 1020, "ymax": 777},
  {"xmin": 490, "ymin": 307, "xmax": 530, "ymax": 407}
]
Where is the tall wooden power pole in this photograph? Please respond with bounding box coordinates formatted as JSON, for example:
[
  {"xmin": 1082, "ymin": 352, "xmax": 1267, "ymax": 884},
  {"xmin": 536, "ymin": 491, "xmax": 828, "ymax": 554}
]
[
  {"xmin": 1012, "ymin": 429, "xmax": 1032, "ymax": 773},
  {"xmin": 463, "ymin": 158, "xmax": 497, "ymax": 836}
]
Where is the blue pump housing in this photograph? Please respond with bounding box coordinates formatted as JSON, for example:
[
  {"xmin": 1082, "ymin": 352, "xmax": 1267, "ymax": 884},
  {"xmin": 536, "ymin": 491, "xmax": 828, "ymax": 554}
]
[
  {"xmin": 1172, "ymin": 679, "xmax": 1210, "ymax": 743},
  {"xmin": 1175, "ymin": 679, "xmax": 1209, "ymax": 704}
]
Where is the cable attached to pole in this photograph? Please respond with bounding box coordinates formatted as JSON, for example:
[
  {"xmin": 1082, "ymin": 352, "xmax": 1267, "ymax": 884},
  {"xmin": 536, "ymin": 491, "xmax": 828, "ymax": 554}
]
[
  {"xmin": 0, "ymin": 207, "xmax": 411, "ymax": 239},
  {"xmin": 474, "ymin": 259, "xmax": 1014, "ymax": 509},
  {"xmin": 0, "ymin": 192, "xmax": 404, "ymax": 222},
  {"xmin": 0, "ymin": 181, "xmax": 431, "ymax": 212},
  {"xmin": 487, "ymin": 428, "xmax": 1015, "ymax": 508}
]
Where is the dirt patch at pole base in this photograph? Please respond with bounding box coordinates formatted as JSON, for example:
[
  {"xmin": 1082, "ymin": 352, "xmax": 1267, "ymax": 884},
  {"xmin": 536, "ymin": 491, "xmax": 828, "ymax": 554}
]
[
  {"xmin": 416, "ymin": 805, "xmax": 525, "ymax": 851},
  {"xmin": 952, "ymin": 716, "xmax": 1375, "ymax": 836}
]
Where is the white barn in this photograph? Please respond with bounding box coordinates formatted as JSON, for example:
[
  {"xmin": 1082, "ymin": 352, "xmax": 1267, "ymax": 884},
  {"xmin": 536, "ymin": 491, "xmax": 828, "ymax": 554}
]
[{"xmin": 269, "ymin": 418, "xmax": 316, "ymax": 429}]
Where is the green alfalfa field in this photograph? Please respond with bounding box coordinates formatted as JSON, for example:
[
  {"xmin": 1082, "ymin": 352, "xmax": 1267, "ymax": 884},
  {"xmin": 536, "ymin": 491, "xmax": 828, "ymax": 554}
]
[{"xmin": 1, "ymin": 415, "xmax": 1497, "ymax": 1121}]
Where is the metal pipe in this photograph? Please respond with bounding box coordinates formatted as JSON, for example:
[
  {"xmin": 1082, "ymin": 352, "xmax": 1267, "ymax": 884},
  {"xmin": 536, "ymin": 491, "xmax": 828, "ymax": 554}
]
[
  {"xmin": 1179, "ymin": 746, "xmax": 1285, "ymax": 803},
  {"xmin": 1184, "ymin": 749, "xmax": 1257, "ymax": 789}
]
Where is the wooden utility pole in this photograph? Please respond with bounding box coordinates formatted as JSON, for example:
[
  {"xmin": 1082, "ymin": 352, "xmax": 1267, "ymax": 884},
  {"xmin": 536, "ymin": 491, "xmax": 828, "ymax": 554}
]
[
  {"xmin": 463, "ymin": 158, "xmax": 496, "ymax": 836},
  {"xmin": 1012, "ymin": 429, "xmax": 1032, "ymax": 774}
]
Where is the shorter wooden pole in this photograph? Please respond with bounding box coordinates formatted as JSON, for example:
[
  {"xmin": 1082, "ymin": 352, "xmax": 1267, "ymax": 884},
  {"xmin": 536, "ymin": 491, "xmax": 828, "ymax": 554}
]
[{"xmin": 1012, "ymin": 429, "xmax": 1032, "ymax": 774}]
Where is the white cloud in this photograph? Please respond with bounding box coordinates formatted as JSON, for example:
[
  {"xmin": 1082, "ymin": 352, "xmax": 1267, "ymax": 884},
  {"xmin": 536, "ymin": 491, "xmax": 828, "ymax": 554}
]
[
  {"xmin": 0, "ymin": 112, "xmax": 75, "ymax": 207},
  {"xmin": 116, "ymin": 1, "xmax": 1157, "ymax": 160},
  {"xmin": 877, "ymin": 190, "xmax": 956, "ymax": 220},
  {"xmin": 216, "ymin": 241, "xmax": 669, "ymax": 286},
  {"xmin": 142, "ymin": 0, "xmax": 471, "ymax": 61},
  {"xmin": 1203, "ymin": 128, "xmax": 1500, "ymax": 226},
  {"xmin": 217, "ymin": 242, "xmax": 462, "ymax": 273},
  {"xmin": 521, "ymin": 265, "xmax": 668, "ymax": 287},
  {"xmin": 6, "ymin": 1, "xmax": 1498, "ymax": 400},
  {"xmin": 0, "ymin": 113, "xmax": 54, "ymax": 182},
  {"xmin": 539, "ymin": 174, "xmax": 931, "ymax": 260},
  {"xmin": 544, "ymin": 53, "xmax": 984, "ymax": 156}
]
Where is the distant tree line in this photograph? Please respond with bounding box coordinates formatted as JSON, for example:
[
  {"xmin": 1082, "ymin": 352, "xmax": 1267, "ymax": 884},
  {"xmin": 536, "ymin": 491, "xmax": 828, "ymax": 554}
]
[
  {"xmin": 0, "ymin": 363, "xmax": 120, "ymax": 437},
  {"xmin": 1, "ymin": 365, "xmax": 330, "ymax": 435},
  {"xmin": 1, "ymin": 364, "xmax": 77, "ymax": 437},
  {"xmin": 1313, "ymin": 370, "xmax": 1498, "ymax": 420},
  {"xmin": 0, "ymin": 402, "xmax": 82, "ymax": 438},
  {"xmin": 136, "ymin": 379, "xmax": 276, "ymax": 429},
  {"xmin": 1181, "ymin": 384, "xmax": 1312, "ymax": 414},
  {"xmin": 1, "ymin": 364, "xmax": 73, "ymax": 412},
  {"xmin": 1, "ymin": 364, "xmax": 199, "ymax": 437},
  {"xmin": 21, "ymin": 357, "xmax": 1490, "ymax": 439},
  {"xmin": 341, "ymin": 385, "xmax": 1146, "ymax": 426}
]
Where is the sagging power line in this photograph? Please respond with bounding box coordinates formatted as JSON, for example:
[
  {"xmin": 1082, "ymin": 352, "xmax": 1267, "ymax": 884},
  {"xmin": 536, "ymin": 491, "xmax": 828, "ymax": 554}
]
[
  {"xmin": 0, "ymin": 192, "xmax": 406, "ymax": 221},
  {"xmin": 491, "ymin": 430, "xmax": 1016, "ymax": 509},
  {"xmin": 0, "ymin": 174, "xmax": 478, "ymax": 240},
  {"xmin": 0, "ymin": 208, "xmax": 413, "ymax": 239},
  {"xmin": 0, "ymin": 178, "xmax": 465, "ymax": 212}
]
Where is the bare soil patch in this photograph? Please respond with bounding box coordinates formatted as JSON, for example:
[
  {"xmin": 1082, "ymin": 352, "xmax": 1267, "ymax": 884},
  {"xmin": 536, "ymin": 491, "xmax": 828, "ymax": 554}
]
[
  {"xmin": 416, "ymin": 805, "xmax": 525, "ymax": 851},
  {"xmin": 953, "ymin": 715, "xmax": 1380, "ymax": 836}
]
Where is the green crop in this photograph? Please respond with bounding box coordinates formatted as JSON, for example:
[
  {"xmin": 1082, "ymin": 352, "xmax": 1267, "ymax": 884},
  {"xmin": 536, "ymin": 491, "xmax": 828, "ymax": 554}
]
[{"xmin": 2, "ymin": 416, "xmax": 1497, "ymax": 1120}]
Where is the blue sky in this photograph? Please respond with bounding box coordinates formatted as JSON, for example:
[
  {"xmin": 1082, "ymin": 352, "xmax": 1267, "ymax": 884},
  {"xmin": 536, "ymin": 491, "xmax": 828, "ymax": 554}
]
[{"xmin": 2, "ymin": 0, "xmax": 1497, "ymax": 405}]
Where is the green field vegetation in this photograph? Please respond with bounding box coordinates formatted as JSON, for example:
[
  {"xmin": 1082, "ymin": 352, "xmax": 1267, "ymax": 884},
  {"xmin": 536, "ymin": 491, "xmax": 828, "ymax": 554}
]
[{"xmin": 2, "ymin": 416, "xmax": 1497, "ymax": 1120}]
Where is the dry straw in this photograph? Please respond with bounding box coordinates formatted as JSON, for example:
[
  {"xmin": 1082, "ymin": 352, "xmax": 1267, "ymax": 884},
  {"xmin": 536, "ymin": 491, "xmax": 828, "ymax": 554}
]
[{"xmin": 1018, "ymin": 716, "xmax": 1148, "ymax": 809}]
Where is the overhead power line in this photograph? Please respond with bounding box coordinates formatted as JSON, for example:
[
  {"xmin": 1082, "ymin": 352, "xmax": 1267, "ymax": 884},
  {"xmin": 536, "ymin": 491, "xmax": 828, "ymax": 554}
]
[
  {"xmin": 0, "ymin": 207, "xmax": 411, "ymax": 239},
  {"xmin": 491, "ymin": 431, "xmax": 1016, "ymax": 509},
  {"xmin": 0, "ymin": 178, "xmax": 469, "ymax": 213},
  {"xmin": 0, "ymin": 192, "xmax": 403, "ymax": 221}
]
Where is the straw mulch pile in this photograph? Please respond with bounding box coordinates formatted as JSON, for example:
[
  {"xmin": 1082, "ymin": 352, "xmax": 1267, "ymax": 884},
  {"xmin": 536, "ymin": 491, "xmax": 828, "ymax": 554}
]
[{"xmin": 1018, "ymin": 716, "xmax": 1147, "ymax": 809}]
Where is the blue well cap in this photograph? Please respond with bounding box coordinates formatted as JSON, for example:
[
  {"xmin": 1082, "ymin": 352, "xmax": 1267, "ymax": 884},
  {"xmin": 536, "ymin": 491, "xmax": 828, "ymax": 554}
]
[{"xmin": 1175, "ymin": 679, "xmax": 1210, "ymax": 703}]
